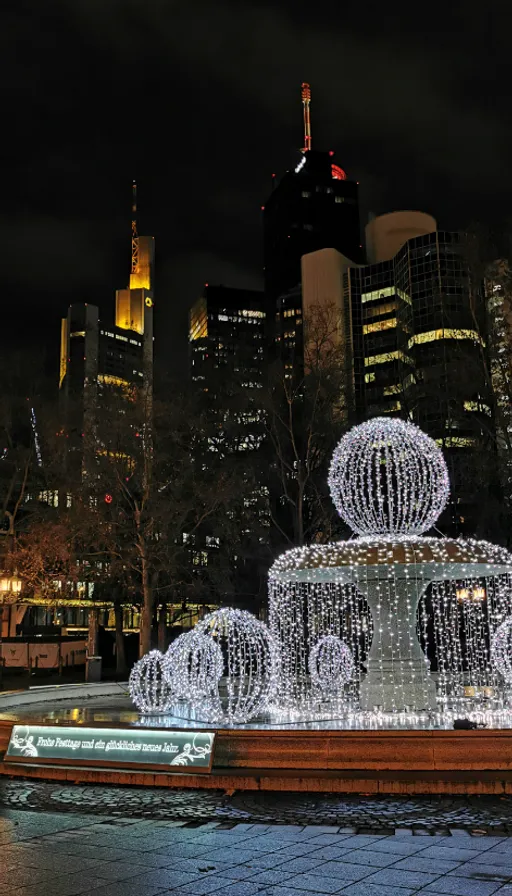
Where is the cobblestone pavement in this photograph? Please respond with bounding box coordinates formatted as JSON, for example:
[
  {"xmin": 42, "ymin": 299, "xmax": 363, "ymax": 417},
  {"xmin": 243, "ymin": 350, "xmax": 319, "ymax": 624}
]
[
  {"xmin": 2, "ymin": 779, "xmax": 512, "ymax": 834},
  {"xmin": 4, "ymin": 806, "xmax": 512, "ymax": 895}
]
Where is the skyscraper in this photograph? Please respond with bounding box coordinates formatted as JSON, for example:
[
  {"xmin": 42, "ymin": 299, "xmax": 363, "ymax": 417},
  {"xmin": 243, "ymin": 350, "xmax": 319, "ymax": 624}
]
[
  {"xmin": 303, "ymin": 211, "xmax": 494, "ymax": 534},
  {"xmin": 188, "ymin": 284, "xmax": 270, "ymax": 608},
  {"xmin": 59, "ymin": 183, "xmax": 154, "ymax": 478},
  {"xmin": 263, "ymin": 84, "xmax": 361, "ymax": 373}
]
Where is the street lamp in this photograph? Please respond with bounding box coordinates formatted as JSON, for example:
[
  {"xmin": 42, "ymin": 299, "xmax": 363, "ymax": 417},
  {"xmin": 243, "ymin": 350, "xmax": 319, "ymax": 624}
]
[{"xmin": 0, "ymin": 577, "xmax": 22, "ymax": 596}]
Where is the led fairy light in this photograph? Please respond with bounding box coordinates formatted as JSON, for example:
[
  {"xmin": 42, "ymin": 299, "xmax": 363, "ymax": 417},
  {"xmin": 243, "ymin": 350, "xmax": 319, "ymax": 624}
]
[
  {"xmin": 309, "ymin": 635, "xmax": 354, "ymax": 701},
  {"xmin": 327, "ymin": 417, "xmax": 449, "ymax": 536},
  {"xmin": 491, "ymin": 616, "xmax": 512, "ymax": 686},
  {"xmin": 129, "ymin": 650, "xmax": 174, "ymax": 714},
  {"xmin": 270, "ymin": 470, "xmax": 512, "ymax": 715},
  {"xmin": 164, "ymin": 630, "xmax": 224, "ymax": 712},
  {"xmin": 194, "ymin": 608, "xmax": 280, "ymax": 723}
]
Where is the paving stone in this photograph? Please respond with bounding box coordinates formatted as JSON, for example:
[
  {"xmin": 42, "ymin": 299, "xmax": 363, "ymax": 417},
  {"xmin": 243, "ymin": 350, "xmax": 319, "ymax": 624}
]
[
  {"xmin": 84, "ymin": 862, "xmax": 167, "ymax": 882},
  {"xmin": 245, "ymin": 869, "xmax": 294, "ymax": 885},
  {"xmin": 308, "ymin": 833, "xmax": 360, "ymax": 846},
  {"xmin": 366, "ymin": 838, "xmax": 428, "ymax": 855},
  {"xmin": 283, "ymin": 872, "xmax": 345, "ymax": 892},
  {"xmin": 340, "ymin": 848, "xmax": 401, "ymax": 867},
  {"xmin": 336, "ymin": 885, "xmax": 416, "ymax": 896},
  {"xmin": 307, "ymin": 845, "xmax": 353, "ymax": 861},
  {"xmin": 363, "ymin": 866, "xmax": 440, "ymax": 888},
  {"xmin": 247, "ymin": 888, "xmax": 301, "ymax": 896},
  {"xmin": 212, "ymin": 884, "xmax": 264, "ymax": 896},
  {"xmin": 418, "ymin": 845, "xmax": 484, "ymax": 862},
  {"xmin": 309, "ymin": 860, "xmax": 372, "ymax": 881},
  {"xmin": 70, "ymin": 882, "xmax": 174, "ymax": 896},
  {"xmin": 267, "ymin": 841, "xmax": 326, "ymax": 858},
  {"xmin": 337, "ymin": 835, "xmax": 387, "ymax": 848},
  {"xmin": 237, "ymin": 853, "xmax": 293, "ymax": 869},
  {"xmin": 437, "ymin": 837, "xmax": 496, "ymax": 851},
  {"xmin": 212, "ymin": 865, "xmax": 261, "ymax": 881},
  {"xmin": 10, "ymin": 877, "xmax": 108, "ymax": 896},
  {"xmin": 166, "ymin": 877, "xmax": 236, "ymax": 895},
  {"xmin": 196, "ymin": 847, "xmax": 262, "ymax": 864},
  {"xmin": 276, "ymin": 855, "xmax": 328, "ymax": 873},
  {"xmin": 472, "ymin": 849, "xmax": 512, "ymax": 864},
  {"xmin": 420, "ymin": 878, "xmax": 502, "ymax": 895},
  {"xmin": 448, "ymin": 862, "xmax": 512, "ymax": 880},
  {"xmin": 4, "ymin": 781, "xmax": 512, "ymax": 831},
  {"xmin": 391, "ymin": 855, "xmax": 462, "ymax": 873}
]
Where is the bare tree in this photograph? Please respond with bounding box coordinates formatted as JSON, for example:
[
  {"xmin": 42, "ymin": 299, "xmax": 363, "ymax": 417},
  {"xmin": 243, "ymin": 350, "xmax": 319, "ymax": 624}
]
[
  {"xmin": 86, "ymin": 384, "xmax": 255, "ymax": 656},
  {"xmin": 264, "ymin": 303, "xmax": 349, "ymax": 548}
]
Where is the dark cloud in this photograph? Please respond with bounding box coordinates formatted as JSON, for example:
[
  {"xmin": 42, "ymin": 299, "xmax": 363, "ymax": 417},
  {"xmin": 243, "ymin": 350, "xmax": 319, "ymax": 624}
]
[{"xmin": 2, "ymin": 0, "xmax": 511, "ymax": 374}]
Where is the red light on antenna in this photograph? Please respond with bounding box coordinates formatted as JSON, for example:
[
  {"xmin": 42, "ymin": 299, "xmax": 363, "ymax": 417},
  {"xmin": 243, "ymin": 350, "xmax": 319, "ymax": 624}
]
[
  {"xmin": 205, "ymin": 282, "xmax": 208, "ymax": 287},
  {"xmin": 105, "ymin": 494, "xmax": 113, "ymax": 504},
  {"xmin": 261, "ymin": 205, "xmax": 265, "ymax": 210},
  {"xmin": 329, "ymin": 150, "xmax": 334, "ymax": 156},
  {"xmin": 272, "ymin": 173, "xmax": 276, "ymax": 177}
]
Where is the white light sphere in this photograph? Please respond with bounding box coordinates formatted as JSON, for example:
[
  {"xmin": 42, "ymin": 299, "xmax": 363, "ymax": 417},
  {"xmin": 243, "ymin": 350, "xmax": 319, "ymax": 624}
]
[
  {"xmin": 129, "ymin": 649, "xmax": 174, "ymax": 714},
  {"xmin": 309, "ymin": 635, "xmax": 354, "ymax": 698},
  {"xmin": 491, "ymin": 617, "xmax": 512, "ymax": 685},
  {"xmin": 195, "ymin": 608, "xmax": 279, "ymax": 723},
  {"xmin": 164, "ymin": 630, "xmax": 224, "ymax": 704},
  {"xmin": 162, "ymin": 631, "xmax": 196, "ymax": 689},
  {"xmin": 328, "ymin": 416, "xmax": 449, "ymax": 536}
]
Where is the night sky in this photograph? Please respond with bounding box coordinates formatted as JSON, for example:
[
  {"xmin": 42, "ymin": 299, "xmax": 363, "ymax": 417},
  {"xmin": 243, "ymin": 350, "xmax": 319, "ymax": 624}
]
[{"xmin": 3, "ymin": 1, "xmax": 511, "ymax": 380}]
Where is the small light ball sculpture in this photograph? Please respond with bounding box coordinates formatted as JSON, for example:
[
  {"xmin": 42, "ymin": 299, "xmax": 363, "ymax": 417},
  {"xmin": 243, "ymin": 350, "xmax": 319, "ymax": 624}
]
[
  {"xmin": 129, "ymin": 649, "xmax": 174, "ymax": 715},
  {"xmin": 195, "ymin": 607, "xmax": 279, "ymax": 723},
  {"xmin": 491, "ymin": 617, "xmax": 512, "ymax": 686},
  {"xmin": 162, "ymin": 631, "xmax": 199, "ymax": 693},
  {"xmin": 164, "ymin": 630, "xmax": 224, "ymax": 705},
  {"xmin": 309, "ymin": 635, "xmax": 354, "ymax": 700},
  {"xmin": 328, "ymin": 416, "xmax": 449, "ymax": 536}
]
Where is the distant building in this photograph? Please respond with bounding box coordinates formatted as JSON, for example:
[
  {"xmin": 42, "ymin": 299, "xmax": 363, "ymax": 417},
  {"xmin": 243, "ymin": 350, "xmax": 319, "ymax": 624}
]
[
  {"xmin": 303, "ymin": 211, "xmax": 494, "ymax": 534},
  {"xmin": 264, "ymin": 148, "xmax": 362, "ymax": 301},
  {"xmin": 264, "ymin": 85, "xmax": 362, "ymax": 375},
  {"xmin": 189, "ymin": 284, "xmax": 270, "ymax": 608},
  {"xmin": 59, "ymin": 183, "xmax": 154, "ymax": 479}
]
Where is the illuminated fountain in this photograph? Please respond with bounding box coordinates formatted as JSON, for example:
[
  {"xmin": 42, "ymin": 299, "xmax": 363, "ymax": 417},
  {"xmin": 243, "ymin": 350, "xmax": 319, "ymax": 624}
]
[
  {"xmin": 268, "ymin": 417, "xmax": 512, "ymax": 716},
  {"xmin": 130, "ymin": 418, "xmax": 512, "ymax": 726}
]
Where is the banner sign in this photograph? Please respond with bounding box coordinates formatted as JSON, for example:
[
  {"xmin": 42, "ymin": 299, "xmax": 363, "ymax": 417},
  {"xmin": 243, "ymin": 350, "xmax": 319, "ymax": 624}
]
[{"xmin": 6, "ymin": 725, "xmax": 215, "ymax": 772}]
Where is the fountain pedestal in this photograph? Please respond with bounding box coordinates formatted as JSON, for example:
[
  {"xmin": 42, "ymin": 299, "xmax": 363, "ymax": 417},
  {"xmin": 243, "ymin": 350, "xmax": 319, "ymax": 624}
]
[{"xmin": 357, "ymin": 572, "xmax": 437, "ymax": 712}]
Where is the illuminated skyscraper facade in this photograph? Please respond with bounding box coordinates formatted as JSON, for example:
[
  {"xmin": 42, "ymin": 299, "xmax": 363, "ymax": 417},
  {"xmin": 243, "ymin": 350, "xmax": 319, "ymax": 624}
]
[
  {"xmin": 342, "ymin": 221, "xmax": 492, "ymax": 533},
  {"xmin": 59, "ymin": 194, "xmax": 154, "ymax": 478}
]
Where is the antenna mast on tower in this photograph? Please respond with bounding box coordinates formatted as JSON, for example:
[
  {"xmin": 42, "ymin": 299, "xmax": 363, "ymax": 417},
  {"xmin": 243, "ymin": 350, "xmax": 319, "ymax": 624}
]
[
  {"xmin": 131, "ymin": 179, "xmax": 139, "ymax": 274},
  {"xmin": 301, "ymin": 82, "xmax": 312, "ymax": 152}
]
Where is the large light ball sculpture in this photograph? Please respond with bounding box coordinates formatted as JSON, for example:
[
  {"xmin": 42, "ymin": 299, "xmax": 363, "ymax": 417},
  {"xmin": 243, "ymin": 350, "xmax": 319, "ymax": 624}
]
[
  {"xmin": 195, "ymin": 607, "xmax": 279, "ymax": 723},
  {"xmin": 129, "ymin": 649, "xmax": 174, "ymax": 714},
  {"xmin": 491, "ymin": 617, "xmax": 512, "ymax": 686},
  {"xmin": 164, "ymin": 630, "xmax": 224, "ymax": 705},
  {"xmin": 309, "ymin": 635, "xmax": 354, "ymax": 700},
  {"xmin": 328, "ymin": 416, "xmax": 449, "ymax": 536}
]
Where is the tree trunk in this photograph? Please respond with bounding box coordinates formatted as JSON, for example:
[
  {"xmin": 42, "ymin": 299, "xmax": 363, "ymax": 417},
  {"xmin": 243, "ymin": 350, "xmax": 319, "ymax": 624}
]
[
  {"xmin": 139, "ymin": 559, "xmax": 153, "ymax": 657},
  {"xmin": 158, "ymin": 603, "xmax": 167, "ymax": 653},
  {"xmin": 114, "ymin": 603, "xmax": 127, "ymax": 677},
  {"xmin": 87, "ymin": 608, "xmax": 99, "ymax": 657}
]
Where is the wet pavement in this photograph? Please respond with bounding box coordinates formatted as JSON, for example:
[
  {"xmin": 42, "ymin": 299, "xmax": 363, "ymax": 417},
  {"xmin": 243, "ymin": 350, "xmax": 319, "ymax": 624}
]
[{"xmin": 2, "ymin": 803, "xmax": 512, "ymax": 895}]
